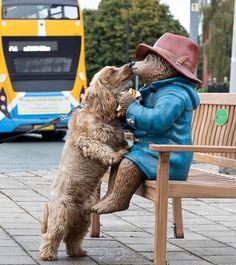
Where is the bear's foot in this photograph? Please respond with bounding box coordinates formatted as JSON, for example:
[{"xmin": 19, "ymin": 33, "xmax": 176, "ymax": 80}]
[{"xmin": 91, "ymin": 194, "xmax": 130, "ymax": 214}]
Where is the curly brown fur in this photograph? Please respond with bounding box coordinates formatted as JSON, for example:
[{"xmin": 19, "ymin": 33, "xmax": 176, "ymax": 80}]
[
  {"xmin": 132, "ymin": 53, "xmax": 177, "ymax": 84},
  {"xmin": 39, "ymin": 64, "xmax": 133, "ymax": 261}
]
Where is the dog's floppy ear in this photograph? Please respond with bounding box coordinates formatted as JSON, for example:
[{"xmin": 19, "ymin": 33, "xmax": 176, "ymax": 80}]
[
  {"xmin": 83, "ymin": 74, "xmax": 117, "ymax": 122},
  {"xmin": 82, "ymin": 77, "xmax": 102, "ymax": 104}
]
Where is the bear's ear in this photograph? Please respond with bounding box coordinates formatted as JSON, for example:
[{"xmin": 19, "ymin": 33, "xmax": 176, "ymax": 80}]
[{"xmin": 146, "ymin": 53, "xmax": 157, "ymax": 61}]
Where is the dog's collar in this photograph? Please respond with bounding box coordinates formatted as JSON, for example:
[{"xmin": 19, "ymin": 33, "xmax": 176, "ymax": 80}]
[{"xmin": 76, "ymin": 103, "xmax": 84, "ymax": 110}]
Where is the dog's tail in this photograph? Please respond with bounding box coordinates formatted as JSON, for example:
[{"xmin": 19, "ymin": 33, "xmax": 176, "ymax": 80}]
[{"xmin": 41, "ymin": 203, "xmax": 49, "ymax": 234}]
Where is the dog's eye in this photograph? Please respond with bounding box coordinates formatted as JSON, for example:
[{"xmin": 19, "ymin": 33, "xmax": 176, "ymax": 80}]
[{"xmin": 111, "ymin": 68, "xmax": 117, "ymax": 74}]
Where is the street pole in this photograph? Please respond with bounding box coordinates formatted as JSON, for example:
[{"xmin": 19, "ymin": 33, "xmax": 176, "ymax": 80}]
[
  {"xmin": 190, "ymin": 0, "xmax": 199, "ymax": 44},
  {"xmin": 125, "ymin": 0, "xmax": 138, "ymax": 89},
  {"xmin": 125, "ymin": 0, "xmax": 130, "ymax": 64},
  {"xmin": 230, "ymin": 0, "xmax": 236, "ymax": 93}
]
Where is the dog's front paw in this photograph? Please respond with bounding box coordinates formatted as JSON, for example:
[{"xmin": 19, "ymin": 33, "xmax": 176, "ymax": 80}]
[{"xmin": 109, "ymin": 149, "xmax": 128, "ymax": 165}]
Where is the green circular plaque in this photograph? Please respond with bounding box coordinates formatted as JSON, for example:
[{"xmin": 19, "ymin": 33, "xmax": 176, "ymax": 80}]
[{"xmin": 215, "ymin": 109, "xmax": 228, "ymax": 126}]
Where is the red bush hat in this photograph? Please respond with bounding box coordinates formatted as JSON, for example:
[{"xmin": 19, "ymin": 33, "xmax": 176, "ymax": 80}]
[{"xmin": 135, "ymin": 32, "xmax": 202, "ymax": 85}]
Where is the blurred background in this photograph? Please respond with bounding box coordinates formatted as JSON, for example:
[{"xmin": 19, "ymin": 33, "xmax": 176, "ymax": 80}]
[
  {"xmin": 0, "ymin": 0, "xmax": 235, "ymax": 171},
  {"xmin": 81, "ymin": 0, "xmax": 235, "ymax": 93}
]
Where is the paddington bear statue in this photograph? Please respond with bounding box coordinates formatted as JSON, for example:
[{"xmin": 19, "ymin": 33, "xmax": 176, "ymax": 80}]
[{"xmin": 92, "ymin": 32, "xmax": 202, "ymax": 214}]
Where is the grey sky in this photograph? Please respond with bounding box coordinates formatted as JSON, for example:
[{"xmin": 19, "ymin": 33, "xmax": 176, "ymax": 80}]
[{"xmin": 80, "ymin": 0, "xmax": 191, "ymax": 32}]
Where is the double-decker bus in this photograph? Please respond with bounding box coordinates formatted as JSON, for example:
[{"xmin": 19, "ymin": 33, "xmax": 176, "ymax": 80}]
[{"xmin": 0, "ymin": 0, "xmax": 86, "ymax": 140}]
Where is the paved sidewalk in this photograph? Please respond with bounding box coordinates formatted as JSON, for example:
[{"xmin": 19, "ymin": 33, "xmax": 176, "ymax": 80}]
[{"xmin": 0, "ymin": 167, "xmax": 236, "ymax": 265}]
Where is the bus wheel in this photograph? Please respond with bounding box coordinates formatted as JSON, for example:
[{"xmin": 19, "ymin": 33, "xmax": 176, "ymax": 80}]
[{"xmin": 41, "ymin": 131, "xmax": 66, "ymax": 141}]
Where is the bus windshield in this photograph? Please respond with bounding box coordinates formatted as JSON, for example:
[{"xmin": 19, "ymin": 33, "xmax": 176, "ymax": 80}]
[
  {"xmin": 2, "ymin": 36, "xmax": 81, "ymax": 92},
  {"xmin": 2, "ymin": 4, "xmax": 79, "ymax": 20}
]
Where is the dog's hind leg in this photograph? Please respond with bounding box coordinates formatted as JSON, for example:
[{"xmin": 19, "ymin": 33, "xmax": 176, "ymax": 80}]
[
  {"xmin": 39, "ymin": 201, "xmax": 67, "ymax": 261},
  {"xmin": 41, "ymin": 203, "xmax": 49, "ymax": 234},
  {"xmin": 64, "ymin": 210, "xmax": 91, "ymax": 257}
]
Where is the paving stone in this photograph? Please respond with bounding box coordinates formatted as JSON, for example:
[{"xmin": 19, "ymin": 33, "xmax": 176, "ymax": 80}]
[
  {"xmin": 83, "ymin": 239, "xmax": 121, "ymax": 248},
  {"xmin": 0, "ymin": 230, "xmax": 10, "ymax": 240},
  {"xmin": 6, "ymin": 229, "xmax": 40, "ymax": 236},
  {"xmin": 1, "ymin": 168, "xmax": 236, "ymax": 265},
  {"xmin": 101, "ymin": 224, "xmax": 141, "ymax": 232},
  {"xmin": 170, "ymin": 239, "xmax": 227, "ymax": 248},
  {"xmin": 0, "ymin": 256, "xmax": 36, "ymax": 264},
  {"xmin": 0, "ymin": 246, "xmax": 26, "ymax": 256},
  {"xmin": 0, "ymin": 208, "xmax": 25, "ymax": 213},
  {"xmin": 0, "ymin": 179, "xmax": 28, "ymax": 189},
  {"xmin": 113, "ymin": 236, "xmax": 154, "ymax": 245},
  {"xmin": 167, "ymin": 261, "xmax": 212, "ymax": 265},
  {"xmin": 126, "ymin": 244, "xmax": 153, "ymax": 252},
  {"xmin": 92, "ymin": 254, "xmax": 153, "ymax": 265},
  {"xmin": 1, "ymin": 190, "xmax": 40, "ymax": 197},
  {"xmin": 1, "ymin": 222, "xmax": 39, "ymax": 229},
  {"xmin": 174, "ymin": 233, "xmax": 207, "ymax": 240},
  {"xmin": 106, "ymin": 231, "xmax": 153, "ymax": 238},
  {"xmin": 138, "ymin": 251, "xmax": 154, "ymax": 261},
  {"xmin": 19, "ymin": 242, "xmax": 41, "ymax": 251},
  {"xmin": 217, "ymin": 221, "xmax": 236, "ymax": 227},
  {"xmin": 10, "ymin": 196, "xmax": 48, "ymax": 202},
  {"xmin": 206, "ymin": 255, "xmax": 236, "ymax": 264},
  {"xmin": 197, "ymin": 230, "xmax": 236, "ymax": 237},
  {"xmin": 167, "ymin": 251, "xmax": 199, "ymax": 261},
  {"xmin": 14, "ymin": 235, "xmax": 41, "ymax": 243},
  {"xmin": 212, "ymin": 236, "xmax": 236, "ymax": 243},
  {"xmin": 186, "ymin": 224, "xmax": 231, "ymax": 231},
  {"xmin": 188, "ymin": 247, "xmax": 236, "ymax": 256},
  {"xmin": 30, "ymin": 251, "xmax": 98, "ymax": 265},
  {"xmin": 6, "ymin": 172, "xmax": 36, "ymax": 177},
  {"xmin": 182, "ymin": 218, "xmax": 216, "ymax": 225},
  {"xmin": 0, "ymin": 240, "xmax": 19, "ymax": 247}
]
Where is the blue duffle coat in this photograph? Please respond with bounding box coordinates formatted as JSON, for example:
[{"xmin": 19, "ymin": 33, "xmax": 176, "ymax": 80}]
[{"xmin": 124, "ymin": 77, "xmax": 200, "ymax": 181}]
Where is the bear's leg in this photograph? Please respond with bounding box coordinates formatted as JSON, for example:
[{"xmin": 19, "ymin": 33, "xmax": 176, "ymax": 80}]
[
  {"xmin": 96, "ymin": 164, "xmax": 119, "ymax": 204},
  {"xmin": 91, "ymin": 158, "xmax": 145, "ymax": 214}
]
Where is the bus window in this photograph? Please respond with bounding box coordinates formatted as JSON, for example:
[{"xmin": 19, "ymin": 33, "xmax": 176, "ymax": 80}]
[
  {"xmin": 2, "ymin": 4, "xmax": 80, "ymax": 20},
  {"xmin": 13, "ymin": 57, "xmax": 72, "ymax": 74},
  {"xmin": 2, "ymin": 36, "xmax": 81, "ymax": 92}
]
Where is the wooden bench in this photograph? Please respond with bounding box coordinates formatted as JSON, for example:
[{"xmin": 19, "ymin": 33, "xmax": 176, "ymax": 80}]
[{"xmin": 90, "ymin": 93, "xmax": 236, "ymax": 265}]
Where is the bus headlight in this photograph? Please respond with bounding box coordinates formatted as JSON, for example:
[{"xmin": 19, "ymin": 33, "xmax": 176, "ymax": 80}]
[
  {"xmin": 0, "ymin": 88, "xmax": 10, "ymax": 118},
  {"xmin": 0, "ymin": 74, "xmax": 7, "ymax": 83},
  {"xmin": 79, "ymin": 72, "xmax": 85, "ymax": 81}
]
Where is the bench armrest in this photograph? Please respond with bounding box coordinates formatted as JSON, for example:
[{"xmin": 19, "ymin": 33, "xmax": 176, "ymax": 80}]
[{"xmin": 149, "ymin": 145, "xmax": 236, "ymax": 153}]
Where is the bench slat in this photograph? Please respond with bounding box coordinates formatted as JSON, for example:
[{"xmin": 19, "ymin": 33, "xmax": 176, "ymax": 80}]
[
  {"xmin": 134, "ymin": 168, "xmax": 236, "ymax": 200},
  {"xmin": 149, "ymin": 144, "xmax": 236, "ymax": 153},
  {"xmin": 199, "ymin": 93, "xmax": 236, "ymax": 105},
  {"xmin": 193, "ymin": 153, "xmax": 236, "ymax": 169}
]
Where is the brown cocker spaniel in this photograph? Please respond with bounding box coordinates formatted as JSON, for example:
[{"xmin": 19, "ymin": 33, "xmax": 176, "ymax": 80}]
[{"xmin": 39, "ymin": 64, "xmax": 133, "ymax": 261}]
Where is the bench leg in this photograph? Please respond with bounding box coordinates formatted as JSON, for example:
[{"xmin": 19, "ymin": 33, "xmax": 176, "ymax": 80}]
[
  {"xmin": 155, "ymin": 152, "xmax": 170, "ymax": 265},
  {"xmin": 172, "ymin": 198, "xmax": 184, "ymax": 238},
  {"xmin": 90, "ymin": 183, "xmax": 101, "ymax": 238}
]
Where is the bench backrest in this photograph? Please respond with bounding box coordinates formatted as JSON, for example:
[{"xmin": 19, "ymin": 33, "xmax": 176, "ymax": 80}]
[{"xmin": 192, "ymin": 93, "xmax": 236, "ymax": 169}]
